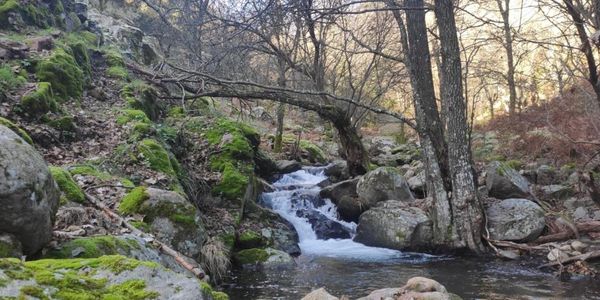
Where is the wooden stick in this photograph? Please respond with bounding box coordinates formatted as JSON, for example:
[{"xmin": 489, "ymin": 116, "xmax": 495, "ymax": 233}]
[
  {"xmin": 535, "ymin": 221, "xmax": 600, "ymax": 244},
  {"xmin": 84, "ymin": 192, "xmax": 206, "ymax": 279},
  {"xmin": 540, "ymin": 250, "xmax": 600, "ymax": 268}
]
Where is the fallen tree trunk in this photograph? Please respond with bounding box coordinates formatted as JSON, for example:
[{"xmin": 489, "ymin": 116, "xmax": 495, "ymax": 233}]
[
  {"xmin": 540, "ymin": 250, "xmax": 600, "ymax": 268},
  {"xmin": 535, "ymin": 221, "xmax": 600, "ymax": 244},
  {"xmin": 84, "ymin": 192, "xmax": 206, "ymax": 279}
]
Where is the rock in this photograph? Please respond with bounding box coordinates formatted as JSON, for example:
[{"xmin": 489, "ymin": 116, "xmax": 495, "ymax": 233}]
[
  {"xmin": 486, "ymin": 198, "xmax": 545, "ymax": 241},
  {"xmin": 234, "ymin": 247, "xmax": 295, "ymax": 268},
  {"xmin": 356, "ymin": 167, "xmax": 414, "ymax": 208},
  {"xmin": 368, "ymin": 136, "xmax": 397, "ymax": 157},
  {"xmin": 251, "ymin": 106, "xmax": 273, "ymax": 122},
  {"xmin": 336, "ymin": 195, "xmax": 364, "ymax": 222},
  {"xmin": 276, "ymin": 160, "xmax": 302, "ymax": 174},
  {"xmin": 537, "ymin": 165, "xmax": 557, "ymax": 185},
  {"xmin": 324, "ymin": 160, "xmax": 350, "ymax": 182},
  {"xmin": 355, "ymin": 201, "xmax": 432, "ymax": 250},
  {"xmin": 548, "ymin": 249, "xmax": 569, "ymax": 262},
  {"xmin": 571, "ymin": 240, "xmax": 588, "ymax": 252},
  {"xmin": 408, "ymin": 171, "xmax": 426, "ymax": 196},
  {"xmin": 0, "ymin": 125, "xmax": 60, "ymax": 255},
  {"xmin": 320, "ymin": 178, "xmax": 359, "ymax": 205},
  {"xmin": 296, "ymin": 210, "xmax": 351, "ymax": 239},
  {"xmin": 486, "ymin": 161, "xmax": 531, "ymax": 199},
  {"xmin": 572, "ymin": 206, "xmax": 591, "ymax": 221},
  {"xmin": 0, "ymin": 38, "xmax": 29, "ymax": 60},
  {"xmin": 254, "ymin": 149, "xmax": 278, "ymax": 178},
  {"xmin": 540, "ymin": 185, "xmax": 573, "ymax": 201},
  {"xmin": 0, "ymin": 255, "xmax": 208, "ymax": 299},
  {"xmin": 497, "ymin": 249, "xmax": 520, "ymax": 260},
  {"xmin": 118, "ymin": 187, "xmax": 206, "ymax": 261},
  {"xmin": 26, "ymin": 36, "xmax": 54, "ymax": 52},
  {"xmin": 357, "ymin": 277, "xmax": 457, "ymax": 300},
  {"xmin": 390, "ymin": 143, "xmax": 421, "ymax": 164},
  {"xmin": 302, "ymin": 288, "xmax": 340, "ymax": 300},
  {"xmin": 0, "ymin": 233, "xmax": 23, "ymax": 258}
]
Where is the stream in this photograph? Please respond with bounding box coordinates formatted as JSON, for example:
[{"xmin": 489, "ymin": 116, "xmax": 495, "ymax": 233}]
[{"xmin": 224, "ymin": 166, "xmax": 600, "ymax": 299}]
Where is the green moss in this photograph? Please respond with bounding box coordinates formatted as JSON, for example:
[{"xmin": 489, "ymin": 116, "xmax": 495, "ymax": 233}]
[
  {"xmin": 131, "ymin": 122, "xmax": 154, "ymax": 139},
  {"xmin": 220, "ymin": 234, "xmax": 235, "ymax": 250},
  {"xmin": 212, "ymin": 291, "xmax": 230, "ymax": 300},
  {"xmin": 49, "ymin": 166, "xmax": 85, "ymax": 203},
  {"xmin": 107, "ymin": 65, "xmax": 129, "ymax": 80},
  {"xmin": 0, "ymin": 0, "xmax": 18, "ymax": 27},
  {"xmin": 105, "ymin": 279, "xmax": 159, "ymax": 300},
  {"xmin": 122, "ymin": 81, "xmax": 161, "ymax": 120},
  {"xmin": 137, "ymin": 139, "xmax": 177, "ymax": 176},
  {"xmin": 45, "ymin": 236, "xmax": 136, "ymax": 259},
  {"xmin": 234, "ymin": 248, "xmax": 269, "ymax": 265},
  {"xmin": 47, "ymin": 116, "xmax": 76, "ymax": 132},
  {"xmin": 68, "ymin": 164, "xmax": 113, "ymax": 181},
  {"xmin": 0, "ymin": 117, "xmax": 33, "ymax": 144},
  {"xmin": 104, "ymin": 49, "xmax": 125, "ymax": 67},
  {"xmin": 0, "ymin": 65, "xmax": 26, "ymax": 91},
  {"xmin": 22, "ymin": 3, "xmax": 53, "ymax": 28},
  {"xmin": 68, "ymin": 41, "xmax": 92, "ymax": 82},
  {"xmin": 212, "ymin": 163, "xmax": 249, "ymax": 200},
  {"xmin": 36, "ymin": 48, "xmax": 84, "ymax": 99},
  {"xmin": 237, "ymin": 230, "xmax": 265, "ymax": 249},
  {"xmin": 299, "ymin": 140, "xmax": 327, "ymax": 163},
  {"xmin": 167, "ymin": 106, "xmax": 185, "ymax": 118},
  {"xmin": 116, "ymin": 109, "xmax": 151, "ymax": 125},
  {"xmin": 20, "ymin": 82, "xmax": 58, "ymax": 117},
  {"xmin": 130, "ymin": 220, "xmax": 151, "ymax": 232},
  {"xmin": 118, "ymin": 186, "xmax": 149, "ymax": 215},
  {"xmin": 20, "ymin": 285, "xmax": 49, "ymax": 299},
  {"xmin": 505, "ymin": 159, "xmax": 523, "ymax": 170},
  {"xmin": 199, "ymin": 281, "xmax": 229, "ymax": 300}
]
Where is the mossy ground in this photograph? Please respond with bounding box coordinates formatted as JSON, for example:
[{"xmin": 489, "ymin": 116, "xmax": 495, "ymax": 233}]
[
  {"xmin": 116, "ymin": 109, "xmax": 151, "ymax": 125},
  {"xmin": 0, "ymin": 255, "xmax": 159, "ymax": 299},
  {"xmin": 49, "ymin": 166, "xmax": 85, "ymax": 203}
]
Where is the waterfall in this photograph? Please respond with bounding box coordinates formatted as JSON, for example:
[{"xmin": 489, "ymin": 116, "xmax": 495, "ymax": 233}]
[{"xmin": 260, "ymin": 166, "xmax": 405, "ymax": 260}]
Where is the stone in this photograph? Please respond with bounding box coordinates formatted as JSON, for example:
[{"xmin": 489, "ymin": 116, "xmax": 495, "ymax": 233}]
[
  {"xmin": 572, "ymin": 206, "xmax": 590, "ymax": 221},
  {"xmin": 537, "ymin": 165, "xmax": 557, "ymax": 185},
  {"xmin": 486, "ymin": 161, "xmax": 531, "ymax": 199},
  {"xmin": 356, "ymin": 167, "xmax": 414, "ymax": 208},
  {"xmin": 0, "ymin": 233, "xmax": 23, "ymax": 258},
  {"xmin": 486, "ymin": 198, "xmax": 545, "ymax": 241},
  {"xmin": 357, "ymin": 277, "xmax": 457, "ymax": 300},
  {"xmin": 541, "ymin": 185, "xmax": 573, "ymax": 201},
  {"xmin": 319, "ymin": 178, "xmax": 363, "ymax": 221},
  {"xmin": 355, "ymin": 201, "xmax": 432, "ymax": 250},
  {"xmin": 276, "ymin": 160, "xmax": 302, "ymax": 174},
  {"xmin": 368, "ymin": 136, "xmax": 397, "ymax": 157},
  {"xmin": 324, "ymin": 160, "xmax": 350, "ymax": 182},
  {"xmin": 301, "ymin": 288, "xmax": 339, "ymax": 300},
  {"xmin": 571, "ymin": 240, "xmax": 588, "ymax": 252},
  {"xmin": 547, "ymin": 249, "xmax": 569, "ymax": 262},
  {"xmin": 0, "ymin": 125, "xmax": 60, "ymax": 255},
  {"xmin": 0, "ymin": 255, "xmax": 207, "ymax": 299},
  {"xmin": 408, "ymin": 171, "xmax": 426, "ymax": 196},
  {"xmin": 296, "ymin": 210, "xmax": 351, "ymax": 239},
  {"xmin": 26, "ymin": 36, "xmax": 54, "ymax": 52}
]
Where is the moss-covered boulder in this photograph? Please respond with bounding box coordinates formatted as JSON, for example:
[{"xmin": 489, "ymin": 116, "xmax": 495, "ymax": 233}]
[
  {"xmin": 233, "ymin": 247, "xmax": 294, "ymax": 268},
  {"xmin": 116, "ymin": 109, "xmax": 151, "ymax": 125},
  {"xmin": 0, "ymin": 117, "xmax": 32, "ymax": 144},
  {"xmin": 136, "ymin": 138, "xmax": 179, "ymax": 177},
  {"xmin": 0, "ymin": 0, "xmax": 57, "ymax": 29},
  {"xmin": 0, "ymin": 233, "xmax": 23, "ymax": 258},
  {"xmin": 118, "ymin": 187, "xmax": 206, "ymax": 261},
  {"xmin": 36, "ymin": 48, "xmax": 84, "ymax": 99},
  {"xmin": 0, "ymin": 255, "xmax": 209, "ymax": 299},
  {"xmin": 236, "ymin": 230, "xmax": 267, "ymax": 250},
  {"xmin": 19, "ymin": 82, "xmax": 58, "ymax": 118},
  {"xmin": 104, "ymin": 48, "xmax": 129, "ymax": 80},
  {"xmin": 49, "ymin": 166, "xmax": 85, "ymax": 204},
  {"xmin": 122, "ymin": 81, "xmax": 163, "ymax": 121},
  {"xmin": 0, "ymin": 125, "xmax": 60, "ymax": 255}
]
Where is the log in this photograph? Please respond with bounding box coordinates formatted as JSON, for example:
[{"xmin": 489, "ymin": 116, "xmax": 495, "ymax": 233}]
[
  {"xmin": 534, "ymin": 221, "xmax": 600, "ymax": 244},
  {"xmin": 540, "ymin": 250, "xmax": 600, "ymax": 268},
  {"xmin": 84, "ymin": 192, "xmax": 206, "ymax": 279}
]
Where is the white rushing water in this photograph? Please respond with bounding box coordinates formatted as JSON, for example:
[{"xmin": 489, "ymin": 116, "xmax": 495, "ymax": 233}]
[{"xmin": 260, "ymin": 166, "xmax": 408, "ymax": 261}]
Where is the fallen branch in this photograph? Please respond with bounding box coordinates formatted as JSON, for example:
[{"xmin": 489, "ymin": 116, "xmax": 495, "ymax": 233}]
[
  {"xmin": 534, "ymin": 221, "xmax": 600, "ymax": 244},
  {"xmin": 540, "ymin": 250, "xmax": 600, "ymax": 268},
  {"xmin": 84, "ymin": 192, "xmax": 206, "ymax": 279}
]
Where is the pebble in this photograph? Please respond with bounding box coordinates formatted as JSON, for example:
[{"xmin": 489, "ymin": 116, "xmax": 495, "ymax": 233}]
[
  {"xmin": 571, "ymin": 240, "xmax": 588, "ymax": 252},
  {"xmin": 547, "ymin": 249, "xmax": 569, "ymax": 262}
]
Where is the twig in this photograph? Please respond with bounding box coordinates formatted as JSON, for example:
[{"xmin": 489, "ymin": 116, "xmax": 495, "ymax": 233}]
[{"xmin": 540, "ymin": 250, "xmax": 600, "ymax": 268}]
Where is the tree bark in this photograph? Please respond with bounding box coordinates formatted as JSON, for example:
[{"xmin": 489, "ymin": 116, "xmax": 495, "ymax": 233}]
[
  {"xmin": 434, "ymin": 0, "xmax": 486, "ymax": 253},
  {"xmin": 496, "ymin": 0, "xmax": 518, "ymax": 115},
  {"xmin": 274, "ymin": 59, "xmax": 286, "ymax": 153}
]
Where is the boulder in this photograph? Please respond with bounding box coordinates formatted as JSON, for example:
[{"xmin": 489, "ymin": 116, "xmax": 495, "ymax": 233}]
[
  {"xmin": 0, "ymin": 125, "xmax": 60, "ymax": 255},
  {"xmin": 26, "ymin": 36, "xmax": 54, "ymax": 52},
  {"xmin": 254, "ymin": 149, "xmax": 278, "ymax": 178},
  {"xmin": 296, "ymin": 210, "xmax": 351, "ymax": 240},
  {"xmin": 486, "ymin": 161, "xmax": 531, "ymax": 199},
  {"xmin": 234, "ymin": 247, "xmax": 295, "ymax": 268},
  {"xmin": 356, "ymin": 167, "xmax": 414, "ymax": 208},
  {"xmin": 302, "ymin": 288, "xmax": 339, "ymax": 300},
  {"xmin": 0, "ymin": 233, "xmax": 23, "ymax": 258},
  {"xmin": 536, "ymin": 165, "xmax": 557, "ymax": 185},
  {"xmin": 276, "ymin": 160, "xmax": 302, "ymax": 174},
  {"xmin": 324, "ymin": 160, "xmax": 350, "ymax": 182},
  {"xmin": 368, "ymin": 136, "xmax": 397, "ymax": 157},
  {"xmin": 0, "ymin": 255, "xmax": 208, "ymax": 299},
  {"xmin": 408, "ymin": 171, "xmax": 426, "ymax": 197},
  {"xmin": 118, "ymin": 187, "xmax": 206, "ymax": 261},
  {"xmin": 486, "ymin": 198, "xmax": 545, "ymax": 241},
  {"xmin": 358, "ymin": 277, "xmax": 455, "ymax": 300},
  {"xmin": 355, "ymin": 201, "xmax": 432, "ymax": 250},
  {"xmin": 540, "ymin": 185, "xmax": 573, "ymax": 201},
  {"xmin": 320, "ymin": 178, "xmax": 359, "ymax": 205}
]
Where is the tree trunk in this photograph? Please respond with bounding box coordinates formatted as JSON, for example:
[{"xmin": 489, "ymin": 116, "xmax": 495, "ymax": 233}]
[
  {"xmin": 434, "ymin": 0, "xmax": 486, "ymax": 253},
  {"xmin": 274, "ymin": 59, "xmax": 286, "ymax": 153},
  {"xmin": 331, "ymin": 117, "xmax": 369, "ymax": 176},
  {"xmin": 496, "ymin": 0, "xmax": 518, "ymax": 115}
]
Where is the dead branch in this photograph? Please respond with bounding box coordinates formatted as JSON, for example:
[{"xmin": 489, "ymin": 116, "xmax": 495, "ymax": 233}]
[
  {"xmin": 84, "ymin": 192, "xmax": 206, "ymax": 279},
  {"xmin": 534, "ymin": 221, "xmax": 600, "ymax": 244},
  {"xmin": 540, "ymin": 250, "xmax": 600, "ymax": 268}
]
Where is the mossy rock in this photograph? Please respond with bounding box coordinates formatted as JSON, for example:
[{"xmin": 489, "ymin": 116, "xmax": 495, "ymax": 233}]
[
  {"xmin": 0, "ymin": 233, "xmax": 22, "ymax": 258},
  {"xmin": 47, "ymin": 115, "xmax": 76, "ymax": 132},
  {"xmin": 68, "ymin": 41, "xmax": 92, "ymax": 82},
  {"xmin": 236, "ymin": 230, "xmax": 266, "ymax": 249},
  {"xmin": 49, "ymin": 166, "xmax": 85, "ymax": 203},
  {"xmin": 299, "ymin": 140, "xmax": 327, "ymax": 163},
  {"xmin": 104, "ymin": 48, "xmax": 126, "ymax": 67},
  {"xmin": 0, "ymin": 0, "xmax": 55, "ymax": 29},
  {"xmin": 0, "ymin": 0, "xmax": 19, "ymax": 28},
  {"xmin": 68, "ymin": 164, "xmax": 134, "ymax": 187},
  {"xmin": 136, "ymin": 139, "xmax": 178, "ymax": 176},
  {"xmin": 107, "ymin": 65, "xmax": 129, "ymax": 80},
  {"xmin": 200, "ymin": 281, "xmax": 230, "ymax": 300},
  {"xmin": 36, "ymin": 48, "xmax": 84, "ymax": 99},
  {"xmin": 45, "ymin": 236, "xmax": 140, "ymax": 259},
  {"xmin": 0, "ymin": 255, "xmax": 206, "ymax": 299},
  {"xmin": 118, "ymin": 186, "xmax": 149, "ymax": 215},
  {"xmin": 122, "ymin": 81, "xmax": 162, "ymax": 121},
  {"xmin": 116, "ymin": 109, "xmax": 151, "ymax": 125},
  {"xmin": 0, "ymin": 117, "xmax": 32, "ymax": 144},
  {"xmin": 233, "ymin": 248, "xmax": 269, "ymax": 265},
  {"xmin": 211, "ymin": 162, "xmax": 250, "ymax": 201},
  {"xmin": 20, "ymin": 82, "xmax": 58, "ymax": 117}
]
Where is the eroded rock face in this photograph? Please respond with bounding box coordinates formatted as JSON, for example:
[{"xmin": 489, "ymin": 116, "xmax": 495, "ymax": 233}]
[
  {"xmin": 356, "ymin": 167, "xmax": 414, "ymax": 208},
  {"xmin": 486, "ymin": 198, "xmax": 545, "ymax": 241},
  {"xmin": 486, "ymin": 161, "xmax": 531, "ymax": 199},
  {"xmin": 355, "ymin": 201, "xmax": 432, "ymax": 250},
  {"xmin": 0, "ymin": 125, "xmax": 60, "ymax": 255}
]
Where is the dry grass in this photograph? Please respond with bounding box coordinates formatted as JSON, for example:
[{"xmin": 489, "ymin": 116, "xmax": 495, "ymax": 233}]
[{"xmin": 200, "ymin": 237, "xmax": 231, "ymax": 283}]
